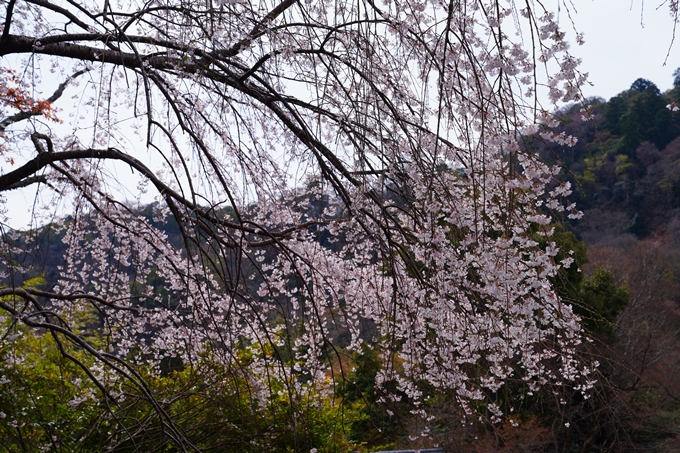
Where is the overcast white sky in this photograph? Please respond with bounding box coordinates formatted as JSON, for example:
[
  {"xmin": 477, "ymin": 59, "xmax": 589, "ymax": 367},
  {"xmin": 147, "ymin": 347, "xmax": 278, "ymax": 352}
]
[{"xmin": 565, "ymin": 0, "xmax": 680, "ymax": 100}]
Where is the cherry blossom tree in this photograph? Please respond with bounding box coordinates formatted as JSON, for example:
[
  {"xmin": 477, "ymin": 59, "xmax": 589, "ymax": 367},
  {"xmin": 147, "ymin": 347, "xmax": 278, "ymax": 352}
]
[{"xmin": 0, "ymin": 0, "xmax": 614, "ymax": 449}]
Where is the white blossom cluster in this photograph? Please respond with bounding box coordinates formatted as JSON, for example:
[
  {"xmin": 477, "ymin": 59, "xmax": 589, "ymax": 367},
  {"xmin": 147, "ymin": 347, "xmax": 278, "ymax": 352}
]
[{"xmin": 0, "ymin": 0, "xmax": 599, "ymax": 425}]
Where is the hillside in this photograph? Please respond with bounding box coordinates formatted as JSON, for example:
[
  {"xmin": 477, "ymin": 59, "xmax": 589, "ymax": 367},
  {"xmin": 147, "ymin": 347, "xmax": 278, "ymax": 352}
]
[{"xmin": 540, "ymin": 78, "xmax": 680, "ymax": 247}]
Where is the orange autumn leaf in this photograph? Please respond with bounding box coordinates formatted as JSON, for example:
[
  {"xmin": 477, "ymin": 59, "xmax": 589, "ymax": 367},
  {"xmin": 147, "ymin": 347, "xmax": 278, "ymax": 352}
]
[{"xmin": 0, "ymin": 67, "xmax": 59, "ymax": 121}]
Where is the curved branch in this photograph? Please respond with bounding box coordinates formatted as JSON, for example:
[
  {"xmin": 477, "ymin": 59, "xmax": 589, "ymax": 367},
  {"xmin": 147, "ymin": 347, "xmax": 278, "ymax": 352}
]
[
  {"xmin": 0, "ymin": 288, "xmax": 141, "ymax": 312},
  {"xmin": 0, "ymin": 146, "xmax": 324, "ymax": 242}
]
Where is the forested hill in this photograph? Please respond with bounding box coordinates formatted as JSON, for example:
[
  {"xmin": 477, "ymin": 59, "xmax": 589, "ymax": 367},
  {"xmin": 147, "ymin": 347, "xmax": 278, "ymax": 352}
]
[{"xmin": 539, "ymin": 77, "xmax": 680, "ymax": 247}]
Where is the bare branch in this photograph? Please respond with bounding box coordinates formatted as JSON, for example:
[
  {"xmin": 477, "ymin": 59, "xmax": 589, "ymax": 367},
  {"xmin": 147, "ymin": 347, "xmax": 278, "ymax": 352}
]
[{"xmin": 1, "ymin": 0, "xmax": 17, "ymax": 41}]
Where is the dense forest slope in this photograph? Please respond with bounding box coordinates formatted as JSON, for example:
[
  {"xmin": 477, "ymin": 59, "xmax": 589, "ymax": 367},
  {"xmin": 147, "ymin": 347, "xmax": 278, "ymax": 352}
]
[
  {"xmin": 525, "ymin": 77, "xmax": 680, "ymax": 453},
  {"xmin": 541, "ymin": 77, "xmax": 680, "ymax": 246}
]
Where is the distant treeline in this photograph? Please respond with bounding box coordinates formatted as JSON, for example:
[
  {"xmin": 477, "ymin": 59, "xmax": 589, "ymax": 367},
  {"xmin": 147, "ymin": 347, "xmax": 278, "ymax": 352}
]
[{"xmin": 536, "ymin": 76, "xmax": 680, "ymax": 246}]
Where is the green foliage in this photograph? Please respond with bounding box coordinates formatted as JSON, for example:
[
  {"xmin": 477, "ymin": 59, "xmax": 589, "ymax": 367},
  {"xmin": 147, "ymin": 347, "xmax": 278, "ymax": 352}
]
[
  {"xmin": 580, "ymin": 154, "xmax": 604, "ymax": 185},
  {"xmin": 99, "ymin": 356, "xmax": 362, "ymax": 453},
  {"xmin": 575, "ymin": 267, "xmax": 629, "ymax": 337},
  {"xmin": 533, "ymin": 227, "xmax": 629, "ymax": 337},
  {"xmin": 0, "ymin": 277, "xmax": 107, "ymax": 452},
  {"xmin": 631, "ymin": 78, "xmax": 660, "ymax": 94},
  {"xmin": 600, "ymin": 80, "xmax": 673, "ymax": 152},
  {"xmin": 0, "ymin": 278, "xmax": 362, "ymax": 452},
  {"xmin": 0, "ymin": 336, "xmax": 363, "ymax": 452},
  {"xmin": 338, "ymin": 344, "xmax": 405, "ymax": 451},
  {"xmin": 0, "ymin": 336, "xmax": 105, "ymax": 451},
  {"xmin": 540, "ymin": 225, "xmax": 588, "ymax": 301},
  {"xmin": 614, "ymin": 154, "xmax": 631, "ymax": 175}
]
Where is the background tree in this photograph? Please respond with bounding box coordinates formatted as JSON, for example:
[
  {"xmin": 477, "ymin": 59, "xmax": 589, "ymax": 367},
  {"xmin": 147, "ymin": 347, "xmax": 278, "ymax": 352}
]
[{"xmin": 0, "ymin": 0, "xmax": 604, "ymax": 450}]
